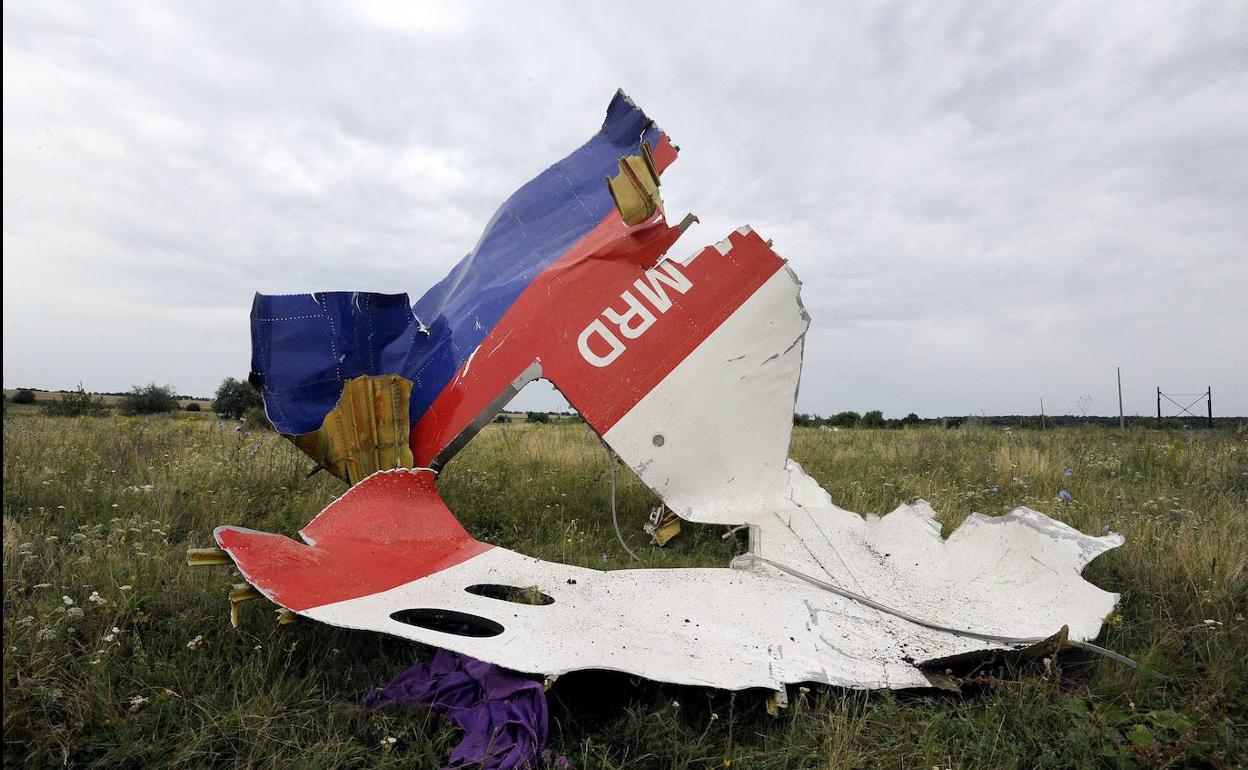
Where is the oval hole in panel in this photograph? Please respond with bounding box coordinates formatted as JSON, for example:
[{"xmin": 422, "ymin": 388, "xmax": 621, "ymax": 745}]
[
  {"xmin": 465, "ymin": 584, "xmax": 555, "ymax": 606},
  {"xmin": 390, "ymin": 608, "xmax": 504, "ymax": 637}
]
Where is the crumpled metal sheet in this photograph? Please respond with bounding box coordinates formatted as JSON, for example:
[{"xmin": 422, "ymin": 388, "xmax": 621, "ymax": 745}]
[
  {"xmin": 248, "ymin": 91, "xmax": 672, "ymax": 441},
  {"xmin": 214, "ymin": 92, "xmax": 1125, "ymax": 692},
  {"xmin": 217, "ymin": 469, "xmax": 1121, "ymax": 691}
]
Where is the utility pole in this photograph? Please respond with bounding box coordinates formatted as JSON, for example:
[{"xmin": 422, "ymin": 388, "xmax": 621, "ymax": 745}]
[
  {"xmin": 1117, "ymin": 367, "xmax": 1125, "ymax": 430},
  {"xmin": 1157, "ymin": 387, "xmax": 1161, "ymax": 421},
  {"xmin": 1208, "ymin": 386, "xmax": 1213, "ymax": 428},
  {"xmin": 1040, "ymin": 398, "xmax": 1046, "ymax": 430}
]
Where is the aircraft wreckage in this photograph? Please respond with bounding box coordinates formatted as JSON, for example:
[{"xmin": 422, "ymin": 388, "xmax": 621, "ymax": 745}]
[{"xmin": 198, "ymin": 92, "xmax": 1127, "ymax": 695}]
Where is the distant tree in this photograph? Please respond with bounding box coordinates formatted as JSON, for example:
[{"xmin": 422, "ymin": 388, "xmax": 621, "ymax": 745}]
[
  {"xmin": 213, "ymin": 377, "xmax": 262, "ymax": 419},
  {"xmin": 902, "ymin": 412, "xmax": 920, "ymax": 426},
  {"xmin": 861, "ymin": 410, "xmax": 886, "ymax": 427},
  {"xmin": 120, "ymin": 384, "xmax": 180, "ymax": 415},
  {"xmin": 793, "ymin": 413, "xmax": 819, "ymax": 427},
  {"xmin": 11, "ymin": 389, "xmax": 36, "ymax": 405},
  {"xmin": 42, "ymin": 385, "xmax": 109, "ymax": 417},
  {"xmin": 184, "ymin": 402, "xmax": 202, "ymax": 412},
  {"xmin": 494, "ymin": 414, "xmax": 508, "ymax": 423},
  {"xmin": 829, "ymin": 411, "xmax": 860, "ymax": 427},
  {"xmin": 525, "ymin": 411, "xmax": 549, "ymax": 424}
]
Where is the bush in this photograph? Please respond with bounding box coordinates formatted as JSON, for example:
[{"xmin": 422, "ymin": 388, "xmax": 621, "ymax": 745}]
[
  {"xmin": 119, "ymin": 384, "xmax": 180, "ymax": 415},
  {"xmin": 861, "ymin": 410, "xmax": 886, "ymax": 427},
  {"xmin": 525, "ymin": 411, "xmax": 549, "ymax": 424},
  {"xmin": 11, "ymin": 389, "xmax": 36, "ymax": 405},
  {"xmin": 184, "ymin": 402, "xmax": 202, "ymax": 412},
  {"xmin": 41, "ymin": 386, "xmax": 109, "ymax": 417},
  {"xmin": 829, "ymin": 411, "xmax": 860, "ymax": 427},
  {"xmin": 213, "ymin": 377, "xmax": 263, "ymax": 420},
  {"xmin": 243, "ymin": 406, "xmax": 271, "ymax": 431}
]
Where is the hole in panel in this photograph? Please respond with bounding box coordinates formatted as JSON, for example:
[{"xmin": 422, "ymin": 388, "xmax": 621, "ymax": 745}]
[
  {"xmin": 390, "ymin": 608, "xmax": 504, "ymax": 637},
  {"xmin": 465, "ymin": 584, "xmax": 555, "ymax": 606}
]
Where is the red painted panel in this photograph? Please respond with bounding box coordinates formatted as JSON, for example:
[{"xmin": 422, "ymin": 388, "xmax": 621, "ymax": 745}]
[
  {"xmin": 215, "ymin": 471, "xmax": 491, "ymax": 612},
  {"xmin": 411, "ymin": 226, "xmax": 785, "ymax": 466}
]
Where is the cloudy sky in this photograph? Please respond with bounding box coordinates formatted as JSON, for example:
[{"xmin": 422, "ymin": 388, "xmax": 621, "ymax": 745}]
[{"xmin": 4, "ymin": 1, "xmax": 1246, "ymax": 417}]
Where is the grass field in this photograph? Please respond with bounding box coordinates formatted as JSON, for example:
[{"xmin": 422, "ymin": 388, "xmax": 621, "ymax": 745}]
[{"xmin": 3, "ymin": 412, "xmax": 1245, "ymax": 769}]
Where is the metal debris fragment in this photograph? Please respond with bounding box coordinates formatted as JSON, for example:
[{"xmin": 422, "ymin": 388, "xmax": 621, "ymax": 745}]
[
  {"xmin": 209, "ymin": 91, "xmax": 1126, "ymax": 694},
  {"xmin": 229, "ymin": 583, "xmax": 262, "ymax": 629},
  {"xmin": 643, "ymin": 506, "xmax": 681, "ymax": 546},
  {"xmin": 292, "ymin": 374, "xmax": 414, "ymax": 484},
  {"xmin": 186, "ymin": 546, "xmax": 231, "ymax": 567},
  {"xmin": 607, "ymin": 140, "xmax": 663, "ymax": 225}
]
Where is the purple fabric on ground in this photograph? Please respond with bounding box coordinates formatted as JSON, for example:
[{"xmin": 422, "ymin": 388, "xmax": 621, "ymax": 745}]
[{"xmin": 364, "ymin": 650, "xmax": 548, "ymax": 770}]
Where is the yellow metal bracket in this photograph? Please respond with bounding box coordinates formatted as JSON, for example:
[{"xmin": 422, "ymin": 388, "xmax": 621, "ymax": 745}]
[
  {"xmin": 186, "ymin": 546, "xmax": 231, "ymax": 567},
  {"xmin": 643, "ymin": 506, "xmax": 682, "ymax": 547},
  {"xmin": 229, "ymin": 583, "xmax": 262, "ymax": 628},
  {"xmin": 607, "ymin": 141, "xmax": 664, "ymax": 226}
]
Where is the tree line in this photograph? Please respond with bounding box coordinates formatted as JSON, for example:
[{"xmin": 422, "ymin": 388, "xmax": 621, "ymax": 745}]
[
  {"xmin": 5, "ymin": 379, "xmax": 263, "ymax": 422},
  {"xmin": 8, "ymin": 385, "xmax": 1239, "ymax": 430}
]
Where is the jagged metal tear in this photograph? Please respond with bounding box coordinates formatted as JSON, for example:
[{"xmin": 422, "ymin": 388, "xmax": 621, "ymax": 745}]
[{"xmin": 217, "ymin": 225, "xmax": 1123, "ymax": 693}]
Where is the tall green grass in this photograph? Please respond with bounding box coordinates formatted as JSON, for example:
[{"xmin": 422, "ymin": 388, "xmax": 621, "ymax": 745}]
[{"xmin": 4, "ymin": 414, "xmax": 1244, "ymax": 768}]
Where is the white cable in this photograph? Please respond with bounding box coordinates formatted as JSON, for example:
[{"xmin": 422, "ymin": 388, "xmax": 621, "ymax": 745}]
[
  {"xmin": 741, "ymin": 554, "xmax": 1138, "ymax": 669},
  {"xmin": 609, "ymin": 454, "xmax": 640, "ymax": 562}
]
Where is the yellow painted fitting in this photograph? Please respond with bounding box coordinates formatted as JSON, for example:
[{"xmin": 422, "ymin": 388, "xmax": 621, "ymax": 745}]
[
  {"xmin": 765, "ymin": 689, "xmax": 788, "ymax": 716},
  {"xmin": 186, "ymin": 546, "xmax": 231, "ymax": 567},
  {"xmin": 644, "ymin": 507, "xmax": 682, "ymax": 547},
  {"xmin": 275, "ymin": 608, "xmax": 298, "ymax": 625},
  {"xmin": 607, "ymin": 141, "xmax": 663, "ymax": 226},
  {"xmin": 293, "ymin": 374, "xmax": 414, "ymax": 485},
  {"xmin": 229, "ymin": 583, "xmax": 262, "ymax": 629}
]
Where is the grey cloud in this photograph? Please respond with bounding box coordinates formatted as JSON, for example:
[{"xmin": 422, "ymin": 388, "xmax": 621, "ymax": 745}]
[{"xmin": 3, "ymin": 0, "xmax": 1245, "ymax": 417}]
